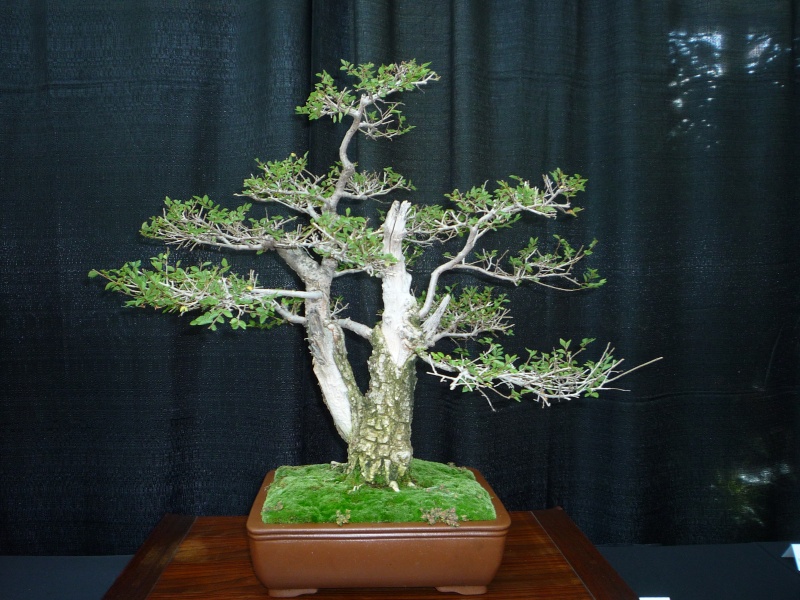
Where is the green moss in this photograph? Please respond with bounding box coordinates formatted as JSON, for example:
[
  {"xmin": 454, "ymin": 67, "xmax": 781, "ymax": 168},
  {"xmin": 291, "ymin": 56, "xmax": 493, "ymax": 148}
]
[{"xmin": 261, "ymin": 459, "xmax": 497, "ymax": 525}]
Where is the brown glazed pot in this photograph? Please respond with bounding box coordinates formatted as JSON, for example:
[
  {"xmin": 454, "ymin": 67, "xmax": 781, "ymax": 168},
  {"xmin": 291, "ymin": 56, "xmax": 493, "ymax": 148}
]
[{"xmin": 246, "ymin": 467, "xmax": 511, "ymax": 597}]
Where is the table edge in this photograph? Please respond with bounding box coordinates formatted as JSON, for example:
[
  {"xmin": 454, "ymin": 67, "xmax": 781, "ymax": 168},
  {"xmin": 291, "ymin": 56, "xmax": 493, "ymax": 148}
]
[
  {"xmin": 532, "ymin": 508, "xmax": 638, "ymax": 599},
  {"xmin": 103, "ymin": 509, "xmax": 636, "ymax": 600},
  {"xmin": 102, "ymin": 514, "xmax": 195, "ymax": 600}
]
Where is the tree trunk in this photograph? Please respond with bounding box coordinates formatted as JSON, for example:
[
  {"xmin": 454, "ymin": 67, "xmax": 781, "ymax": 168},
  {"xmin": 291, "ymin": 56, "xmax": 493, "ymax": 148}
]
[
  {"xmin": 343, "ymin": 200, "xmax": 419, "ymax": 488},
  {"xmin": 281, "ymin": 249, "xmax": 361, "ymax": 443},
  {"xmin": 304, "ymin": 298, "xmax": 359, "ymax": 442},
  {"xmin": 346, "ymin": 327, "xmax": 416, "ymax": 488}
]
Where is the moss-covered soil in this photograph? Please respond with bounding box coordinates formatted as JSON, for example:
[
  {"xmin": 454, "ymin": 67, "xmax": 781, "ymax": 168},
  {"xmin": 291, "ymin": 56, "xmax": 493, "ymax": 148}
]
[{"xmin": 261, "ymin": 459, "xmax": 497, "ymax": 525}]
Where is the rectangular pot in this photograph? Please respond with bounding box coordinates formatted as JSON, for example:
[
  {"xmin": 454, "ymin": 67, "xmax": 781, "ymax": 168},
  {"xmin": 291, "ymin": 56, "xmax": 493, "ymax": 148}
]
[{"xmin": 246, "ymin": 467, "xmax": 510, "ymax": 597}]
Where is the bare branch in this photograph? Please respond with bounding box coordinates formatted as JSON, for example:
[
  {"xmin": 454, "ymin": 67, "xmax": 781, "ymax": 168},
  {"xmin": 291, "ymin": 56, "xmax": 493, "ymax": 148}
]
[
  {"xmin": 332, "ymin": 268, "xmax": 367, "ymax": 278},
  {"xmin": 271, "ymin": 301, "xmax": 306, "ymax": 326},
  {"xmin": 420, "ymin": 294, "xmax": 451, "ymax": 341},
  {"xmin": 333, "ymin": 317, "xmax": 373, "ymax": 340}
]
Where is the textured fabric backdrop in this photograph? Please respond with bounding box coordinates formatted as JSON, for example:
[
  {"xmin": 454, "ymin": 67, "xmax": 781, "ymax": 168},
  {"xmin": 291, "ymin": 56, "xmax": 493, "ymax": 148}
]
[{"xmin": 1, "ymin": 0, "xmax": 798, "ymax": 554}]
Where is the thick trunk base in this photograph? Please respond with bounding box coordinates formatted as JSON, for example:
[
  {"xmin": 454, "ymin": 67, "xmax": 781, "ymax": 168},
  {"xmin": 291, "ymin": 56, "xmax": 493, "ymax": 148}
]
[
  {"xmin": 346, "ymin": 327, "xmax": 416, "ymax": 488},
  {"xmin": 346, "ymin": 388, "xmax": 414, "ymax": 487}
]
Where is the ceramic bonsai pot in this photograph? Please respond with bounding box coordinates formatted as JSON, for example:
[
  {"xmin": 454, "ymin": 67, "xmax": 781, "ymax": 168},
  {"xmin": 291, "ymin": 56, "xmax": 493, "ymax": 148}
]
[{"xmin": 246, "ymin": 467, "xmax": 511, "ymax": 597}]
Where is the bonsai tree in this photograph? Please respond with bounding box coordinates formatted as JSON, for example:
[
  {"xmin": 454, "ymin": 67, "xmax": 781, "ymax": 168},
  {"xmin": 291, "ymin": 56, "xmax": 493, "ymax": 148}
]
[{"xmin": 91, "ymin": 59, "xmax": 653, "ymax": 492}]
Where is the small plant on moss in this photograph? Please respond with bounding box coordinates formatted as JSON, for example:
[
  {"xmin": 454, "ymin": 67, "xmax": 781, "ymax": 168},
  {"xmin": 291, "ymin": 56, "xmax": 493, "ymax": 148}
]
[
  {"xmin": 90, "ymin": 59, "xmax": 659, "ymax": 494},
  {"xmin": 421, "ymin": 506, "xmax": 461, "ymax": 527},
  {"xmin": 263, "ymin": 501, "xmax": 284, "ymax": 513}
]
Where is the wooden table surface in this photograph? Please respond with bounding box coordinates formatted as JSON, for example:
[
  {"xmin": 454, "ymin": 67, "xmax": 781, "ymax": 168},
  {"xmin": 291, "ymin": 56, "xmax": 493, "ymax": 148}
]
[{"xmin": 103, "ymin": 509, "xmax": 636, "ymax": 599}]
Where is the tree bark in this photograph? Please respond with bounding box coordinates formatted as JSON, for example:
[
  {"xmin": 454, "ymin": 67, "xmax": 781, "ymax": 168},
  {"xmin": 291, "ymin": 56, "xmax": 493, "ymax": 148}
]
[
  {"xmin": 345, "ymin": 201, "xmax": 419, "ymax": 488},
  {"xmin": 346, "ymin": 327, "xmax": 416, "ymax": 488},
  {"xmin": 279, "ymin": 248, "xmax": 361, "ymax": 442},
  {"xmin": 304, "ymin": 298, "xmax": 360, "ymax": 442}
]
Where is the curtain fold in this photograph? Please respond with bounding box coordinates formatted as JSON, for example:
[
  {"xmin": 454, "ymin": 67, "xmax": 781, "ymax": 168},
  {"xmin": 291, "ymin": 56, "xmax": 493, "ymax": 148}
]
[{"xmin": 1, "ymin": 0, "xmax": 798, "ymax": 553}]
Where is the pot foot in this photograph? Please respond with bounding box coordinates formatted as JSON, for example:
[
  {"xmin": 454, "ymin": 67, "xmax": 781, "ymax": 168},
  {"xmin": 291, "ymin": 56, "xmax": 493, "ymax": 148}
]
[
  {"xmin": 268, "ymin": 588, "xmax": 318, "ymax": 598},
  {"xmin": 435, "ymin": 585, "xmax": 488, "ymax": 595}
]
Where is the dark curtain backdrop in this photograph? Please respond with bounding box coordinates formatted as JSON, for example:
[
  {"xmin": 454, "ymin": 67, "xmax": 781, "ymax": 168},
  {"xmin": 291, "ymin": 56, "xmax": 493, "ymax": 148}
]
[{"xmin": 1, "ymin": 0, "xmax": 798, "ymax": 554}]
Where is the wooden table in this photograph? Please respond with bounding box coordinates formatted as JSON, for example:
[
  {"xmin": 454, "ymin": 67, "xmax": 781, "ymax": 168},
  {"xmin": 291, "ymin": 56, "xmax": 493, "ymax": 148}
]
[{"xmin": 103, "ymin": 509, "xmax": 636, "ymax": 599}]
